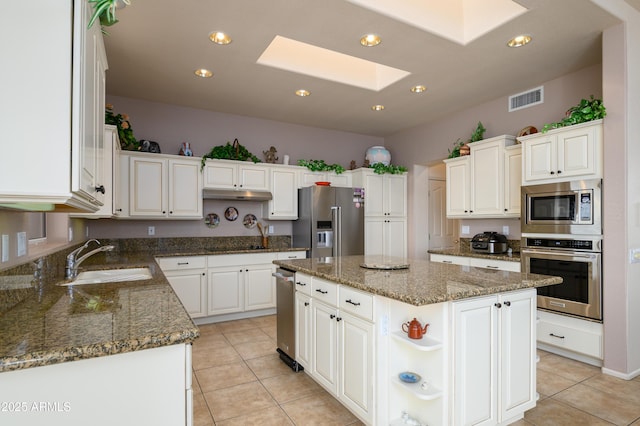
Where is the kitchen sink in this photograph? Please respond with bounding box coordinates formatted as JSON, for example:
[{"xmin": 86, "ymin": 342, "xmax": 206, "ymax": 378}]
[{"xmin": 58, "ymin": 267, "xmax": 153, "ymax": 286}]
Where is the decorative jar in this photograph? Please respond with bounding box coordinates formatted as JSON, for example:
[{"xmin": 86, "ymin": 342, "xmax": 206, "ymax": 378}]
[{"xmin": 365, "ymin": 146, "xmax": 391, "ymax": 166}]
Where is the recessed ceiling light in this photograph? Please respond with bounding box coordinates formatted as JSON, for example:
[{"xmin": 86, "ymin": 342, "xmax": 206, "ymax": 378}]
[
  {"xmin": 194, "ymin": 68, "xmax": 213, "ymax": 78},
  {"xmin": 507, "ymin": 34, "xmax": 532, "ymax": 48},
  {"xmin": 295, "ymin": 89, "xmax": 311, "ymax": 97},
  {"xmin": 410, "ymin": 85, "xmax": 427, "ymax": 93},
  {"xmin": 371, "ymin": 105, "xmax": 385, "ymax": 111},
  {"xmin": 360, "ymin": 34, "xmax": 381, "ymax": 47},
  {"xmin": 209, "ymin": 31, "xmax": 232, "ymax": 45}
]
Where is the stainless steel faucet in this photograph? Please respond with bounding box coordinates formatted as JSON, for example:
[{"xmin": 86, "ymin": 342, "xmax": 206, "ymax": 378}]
[{"xmin": 65, "ymin": 239, "xmax": 115, "ymax": 279}]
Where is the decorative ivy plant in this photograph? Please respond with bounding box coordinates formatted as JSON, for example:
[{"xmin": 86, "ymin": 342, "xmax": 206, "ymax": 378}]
[
  {"xmin": 201, "ymin": 139, "xmax": 261, "ymax": 170},
  {"xmin": 88, "ymin": 0, "xmax": 130, "ymax": 29},
  {"xmin": 541, "ymin": 96, "xmax": 606, "ymax": 132},
  {"xmin": 369, "ymin": 163, "xmax": 407, "ymax": 175},
  {"xmin": 297, "ymin": 159, "xmax": 345, "ymax": 175}
]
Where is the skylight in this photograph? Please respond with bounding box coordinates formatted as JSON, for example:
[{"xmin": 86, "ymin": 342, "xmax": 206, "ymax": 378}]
[
  {"xmin": 256, "ymin": 36, "xmax": 411, "ymax": 91},
  {"xmin": 345, "ymin": 0, "xmax": 528, "ymax": 45}
]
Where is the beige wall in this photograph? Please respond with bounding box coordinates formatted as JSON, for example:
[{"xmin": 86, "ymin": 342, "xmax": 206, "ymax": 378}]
[{"xmin": 106, "ymin": 95, "xmax": 383, "ymax": 170}]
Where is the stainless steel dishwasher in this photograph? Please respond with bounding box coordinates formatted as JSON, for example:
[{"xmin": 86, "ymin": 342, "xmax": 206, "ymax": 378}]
[{"xmin": 273, "ymin": 267, "xmax": 303, "ymax": 372}]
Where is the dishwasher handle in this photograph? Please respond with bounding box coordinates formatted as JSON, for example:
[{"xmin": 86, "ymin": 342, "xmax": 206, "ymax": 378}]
[{"xmin": 272, "ymin": 272, "xmax": 294, "ymax": 282}]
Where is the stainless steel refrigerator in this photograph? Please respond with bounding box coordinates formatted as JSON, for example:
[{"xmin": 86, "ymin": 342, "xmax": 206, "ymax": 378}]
[{"xmin": 292, "ymin": 186, "xmax": 365, "ymax": 257}]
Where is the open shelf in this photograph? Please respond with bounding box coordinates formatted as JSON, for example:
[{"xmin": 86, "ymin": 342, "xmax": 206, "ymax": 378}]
[
  {"xmin": 392, "ymin": 376, "xmax": 443, "ymax": 401},
  {"xmin": 391, "ymin": 330, "xmax": 443, "ymax": 352}
]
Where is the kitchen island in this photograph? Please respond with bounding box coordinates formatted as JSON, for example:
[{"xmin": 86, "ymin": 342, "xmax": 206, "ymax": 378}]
[{"xmin": 273, "ymin": 255, "xmax": 561, "ymax": 426}]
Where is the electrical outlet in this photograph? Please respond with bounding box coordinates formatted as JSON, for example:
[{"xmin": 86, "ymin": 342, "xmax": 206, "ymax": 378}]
[
  {"xmin": 461, "ymin": 225, "xmax": 470, "ymax": 235},
  {"xmin": 17, "ymin": 232, "xmax": 26, "ymax": 257},
  {"xmin": 268, "ymin": 225, "xmax": 274, "ymax": 234},
  {"xmin": 68, "ymin": 227, "xmax": 73, "ymax": 242},
  {"xmin": 86, "ymin": 226, "xmax": 89, "ymax": 238},
  {"xmin": 1, "ymin": 234, "xmax": 8, "ymax": 262},
  {"xmin": 148, "ymin": 226, "xmax": 155, "ymax": 236},
  {"xmin": 630, "ymin": 248, "xmax": 640, "ymax": 264},
  {"xmin": 502, "ymin": 226, "xmax": 510, "ymax": 235}
]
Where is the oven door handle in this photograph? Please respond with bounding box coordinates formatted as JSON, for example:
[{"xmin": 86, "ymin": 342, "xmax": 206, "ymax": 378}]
[{"xmin": 522, "ymin": 249, "xmax": 597, "ymax": 259}]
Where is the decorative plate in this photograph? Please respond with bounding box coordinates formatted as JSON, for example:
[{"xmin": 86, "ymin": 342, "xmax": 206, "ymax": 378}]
[
  {"xmin": 205, "ymin": 213, "xmax": 220, "ymax": 228},
  {"xmin": 243, "ymin": 213, "xmax": 257, "ymax": 229},
  {"xmin": 315, "ymin": 181, "xmax": 331, "ymax": 186},
  {"xmin": 398, "ymin": 372, "xmax": 421, "ymax": 384},
  {"xmin": 224, "ymin": 207, "xmax": 239, "ymax": 221}
]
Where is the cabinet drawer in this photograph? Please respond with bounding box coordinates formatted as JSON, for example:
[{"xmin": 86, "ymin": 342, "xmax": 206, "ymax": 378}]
[
  {"xmin": 295, "ymin": 272, "xmax": 313, "ymax": 296},
  {"xmin": 312, "ymin": 278, "xmax": 338, "ymax": 306},
  {"xmin": 208, "ymin": 253, "xmax": 278, "ymax": 267},
  {"xmin": 156, "ymin": 256, "xmax": 206, "ymax": 271},
  {"xmin": 339, "ymin": 286, "xmax": 374, "ymax": 321},
  {"xmin": 277, "ymin": 251, "xmax": 307, "ymax": 260},
  {"xmin": 469, "ymin": 257, "xmax": 520, "ymax": 272},
  {"xmin": 537, "ymin": 319, "xmax": 602, "ymax": 359},
  {"xmin": 430, "ymin": 254, "xmax": 470, "ymax": 266}
]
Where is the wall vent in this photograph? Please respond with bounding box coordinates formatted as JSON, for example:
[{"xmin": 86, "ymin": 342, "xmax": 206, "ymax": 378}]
[{"xmin": 509, "ymin": 86, "xmax": 543, "ymax": 112}]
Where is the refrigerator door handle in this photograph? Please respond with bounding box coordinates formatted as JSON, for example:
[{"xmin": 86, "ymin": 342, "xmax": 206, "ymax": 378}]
[{"xmin": 331, "ymin": 206, "xmax": 341, "ymax": 257}]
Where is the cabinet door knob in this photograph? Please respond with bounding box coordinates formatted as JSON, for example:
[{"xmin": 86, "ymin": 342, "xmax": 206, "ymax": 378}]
[
  {"xmin": 550, "ymin": 171, "xmax": 555, "ymax": 175},
  {"xmin": 336, "ymin": 317, "xmax": 342, "ymax": 322},
  {"xmin": 504, "ymin": 301, "xmax": 511, "ymax": 306},
  {"xmin": 304, "ymin": 302, "xmax": 309, "ymax": 306},
  {"xmin": 494, "ymin": 302, "xmax": 502, "ymax": 308},
  {"xmin": 330, "ymin": 314, "xmax": 336, "ymax": 319},
  {"xmin": 116, "ymin": 208, "xmax": 122, "ymax": 212},
  {"xmin": 95, "ymin": 185, "xmax": 105, "ymax": 194}
]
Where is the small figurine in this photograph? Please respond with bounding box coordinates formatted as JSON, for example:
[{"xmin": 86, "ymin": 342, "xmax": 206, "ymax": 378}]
[
  {"xmin": 139, "ymin": 140, "xmax": 161, "ymax": 153},
  {"xmin": 179, "ymin": 142, "xmax": 193, "ymax": 156},
  {"xmin": 263, "ymin": 146, "xmax": 278, "ymax": 164},
  {"xmin": 349, "ymin": 160, "xmax": 357, "ymax": 170},
  {"xmin": 363, "ymin": 159, "xmax": 370, "ymax": 168}
]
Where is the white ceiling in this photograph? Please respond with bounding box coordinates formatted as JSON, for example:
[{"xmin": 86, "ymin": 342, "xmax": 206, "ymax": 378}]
[{"xmin": 103, "ymin": 0, "xmax": 619, "ymax": 137}]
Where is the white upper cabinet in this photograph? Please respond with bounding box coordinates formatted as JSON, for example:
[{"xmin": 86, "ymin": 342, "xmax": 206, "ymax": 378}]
[
  {"xmin": 444, "ymin": 135, "xmax": 517, "ymax": 218},
  {"xmin": 519, "ymin": 120, "xmax": 602, "ymax": 185},
  {"xmin": 265, "ymin": 167, "xmax": 298, "ymax": 220},
  {"xmin": 0, "ymin": 0, "xmax": 108, "ymax": 211},
  {"xmin": 203, "ymin": 159, "xmax": 269, "ymax": 191},
  {"xmin": 128, "ymin": 153, "xmax": 202, "ymax": 219},
  {"xmin": 503, "ymin": 145, "xmax": 522, "ymax": 216}
]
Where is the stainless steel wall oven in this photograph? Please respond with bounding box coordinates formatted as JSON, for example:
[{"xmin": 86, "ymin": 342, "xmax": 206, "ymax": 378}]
[{"xmin": 521, "ymin": 235, "xmax": 602, "ymax": 321}]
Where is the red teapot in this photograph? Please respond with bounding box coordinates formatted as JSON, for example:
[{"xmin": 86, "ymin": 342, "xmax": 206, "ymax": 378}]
[{"xmin": 402, "ymin": 318, "xmax": 429, "ymax": 339}]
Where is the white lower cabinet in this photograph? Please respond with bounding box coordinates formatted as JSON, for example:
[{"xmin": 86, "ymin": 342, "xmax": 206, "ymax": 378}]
[
  {"xmin": 0, "ymin": 344, "xmax": 192, "ymax": 426},
  {"xmin": 429, "ymin": 254, "xmax": 520, "ymax": 272},
  {"xmin": 295, "ymin": 291, "xmax": 313, "ymax": 369},
  {"xmin": 365, "ymin": 217, "xmax": 407, "ymax": 258},
  {"xmin": 452, "ymin": 289, "xmax": 536, "ymax": 426},
  {"xmin": 157, "ymin": 252, "xmax": 305, "ymax": 321},
  {"xmin": 296, "ymin": 275, "xmax": 375, "ymax": 424},
  {"xmin": 156, "ymin": 256, "xmax": 207, "ymax": 319}
]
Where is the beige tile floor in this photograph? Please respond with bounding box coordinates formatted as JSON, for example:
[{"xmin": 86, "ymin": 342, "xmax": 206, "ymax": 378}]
[{"xmin": 192, "ymin": 315, "xmax": 640, "ymax": 425}]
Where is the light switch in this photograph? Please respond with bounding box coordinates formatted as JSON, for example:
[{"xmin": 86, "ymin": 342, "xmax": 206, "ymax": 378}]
[
  {"xmin": 17, "ymin": 232, "xmax": 26, "ymax": 257},
  {"xmin": 630, "ymin": 248, "xmax": 640, "ymax": 264},
  {"xmin": 1, "ymin": 234, "xmax": 8, "ymax": 262},
  {"xmin": 502, "ymin": 226, "xmax": 510, "ymax": 235}
]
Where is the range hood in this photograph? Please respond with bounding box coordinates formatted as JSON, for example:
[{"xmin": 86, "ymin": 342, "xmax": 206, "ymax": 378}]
[{"xmin": 202, "ymin": 188, "xmax": 273, "ymax": 201}]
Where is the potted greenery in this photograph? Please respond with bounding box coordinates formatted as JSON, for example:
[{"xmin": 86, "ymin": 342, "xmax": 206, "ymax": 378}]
[
  {"xmin": 201, "ymin": 139, "xmax": 261, "ymax": 170},
  {"xmin": 88, "ymin": 0, "xmax": 130, "ymax": 29},
  {"xmin": 447, "ymin": 121, "xmax": 486, "ymax": 158},
  {"xmin": 541, "ymin": 96, "xmax": 606, "ymax": 132},
  {"xmin": 105, "ymin": 104, "xmax": 139, "ymax": 150}
]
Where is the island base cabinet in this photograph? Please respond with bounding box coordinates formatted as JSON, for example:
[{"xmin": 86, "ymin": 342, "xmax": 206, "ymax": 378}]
[
  {"xmin": 312, "ymin": 301, "xmax": 339, "ymax": 394},
  {"xmin": 452, "ymin": 289, "xmax": 536, "ymax": 426},
  {"xmin": 295, "ymin": 292, "xmax": 312, "ymax": 369},
  {"xmin": 0, "ymin": 344, "xmax": 192, "ymax": 426}
]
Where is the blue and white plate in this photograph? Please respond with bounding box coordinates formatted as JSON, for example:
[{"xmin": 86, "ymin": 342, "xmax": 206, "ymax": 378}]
[{"xmin": 398, "ymin": 371, "xmax": 421, "ymax": 383}]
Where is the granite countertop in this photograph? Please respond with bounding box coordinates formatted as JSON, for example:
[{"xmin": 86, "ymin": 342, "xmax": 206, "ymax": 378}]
[
  {"xmin": 274, "ymin": 255, "xmax": 561, "ymax": 306},
  {"xmin": 0, "ymin": 244, "xmax": 306, "ymax": 373},
  {"xmin": 428, "ymin": 248, "xmax": 521, "ymax": 262}
]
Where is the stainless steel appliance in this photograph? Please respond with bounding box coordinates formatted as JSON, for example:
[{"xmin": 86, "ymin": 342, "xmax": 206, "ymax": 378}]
[
  {"xmin": 293, "ymin": 186, "xmax": 364, "ymax": 258},
  {"xmin": 521, "ymin": 235, "xmax": 602, "ymax": 321},
  {"xmin": 521, "ymin": 179, "xmax": 602, "ymax": 235},
  {"xmin": 471, "ymin": 232, "xmax": 508, "ymax": 254},
  {"xmin": 274, "ymin": 267, "xmax": 302, "ymax": 371}
]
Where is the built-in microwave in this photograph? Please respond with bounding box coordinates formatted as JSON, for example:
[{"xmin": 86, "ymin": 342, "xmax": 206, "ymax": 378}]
[{"xmin": 521, "ymin": 179, "xmax": 602, "ymax": 235}]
